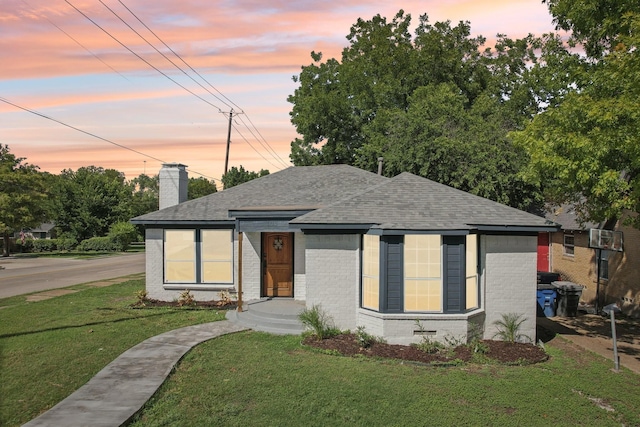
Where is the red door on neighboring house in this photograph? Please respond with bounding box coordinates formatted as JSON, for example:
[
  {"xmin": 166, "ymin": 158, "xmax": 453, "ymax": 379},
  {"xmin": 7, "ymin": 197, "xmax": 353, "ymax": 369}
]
[{"xmin": 537, "ymin": 232, "xmax": 550, "ymax": 272}]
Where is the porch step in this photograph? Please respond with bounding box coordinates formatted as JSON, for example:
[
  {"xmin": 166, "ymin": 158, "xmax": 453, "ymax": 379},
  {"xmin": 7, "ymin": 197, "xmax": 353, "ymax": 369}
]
[{"xmin": 225, "ymin": 299, "xmax": 306, "ymax": 335}]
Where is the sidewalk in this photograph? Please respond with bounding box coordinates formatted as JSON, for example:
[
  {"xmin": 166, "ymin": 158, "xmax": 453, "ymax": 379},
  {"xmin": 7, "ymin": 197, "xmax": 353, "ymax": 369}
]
[
  {"xmin": 537, "ymin": 314, "xmax": 640, "ymax": 374},
  {"xmin": 23, "ymin": 321, "xmax": 247, "ymax": 427}
]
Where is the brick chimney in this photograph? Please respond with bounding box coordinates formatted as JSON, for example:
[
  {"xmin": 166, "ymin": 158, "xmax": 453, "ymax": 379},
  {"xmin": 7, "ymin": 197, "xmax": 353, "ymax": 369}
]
[{"xmin": 159, "ymin": 163, "xmax": 188, "ymax": 209}]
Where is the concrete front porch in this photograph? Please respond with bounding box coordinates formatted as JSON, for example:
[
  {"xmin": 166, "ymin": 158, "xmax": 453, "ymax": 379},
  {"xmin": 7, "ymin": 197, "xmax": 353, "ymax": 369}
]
[{"xmin": 226, "ymin": 299, "xmax": 306, "ymax": 335}]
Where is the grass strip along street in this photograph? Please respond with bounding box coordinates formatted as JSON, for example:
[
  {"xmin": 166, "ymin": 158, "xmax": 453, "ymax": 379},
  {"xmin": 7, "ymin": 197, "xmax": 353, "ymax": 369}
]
[
  {"xmin": 0, "ymin": 279, "xmax": 224, "ymax": 426},
  {"xmin": 1, "ymin": 280, "xmax": 639, "ymax": 426}
]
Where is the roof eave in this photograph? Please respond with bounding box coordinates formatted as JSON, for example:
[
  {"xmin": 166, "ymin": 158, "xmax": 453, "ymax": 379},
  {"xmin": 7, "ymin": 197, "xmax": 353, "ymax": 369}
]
[{"xmin": 129, "ymin": 219, "xmax": 234, "ymax": 227}]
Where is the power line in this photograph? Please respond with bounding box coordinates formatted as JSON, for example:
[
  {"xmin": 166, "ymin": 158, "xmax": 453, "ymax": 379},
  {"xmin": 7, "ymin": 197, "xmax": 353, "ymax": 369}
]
[
  {"xmin": 231, "ymin": 123, "xmax": 282, "ymax": 170},
  {"xmin": 97, "ymin": 0, "xmax": 235, "ymax": 111},
  {"xmin": 64, "ymin": 0, "xmax": 224, "ymax": 113},
  {"xmin": 114, "ymin": 0, "xmax": 290, "ymax": 169},
  {"xmin": 235, "ymin": 114, "xmax": 290, "ymax": 168},
  {"xmin": 116, "ymin": 0, "xmax": 242, "ymax": 112},
  {"xmin": 0, "ymin": 96, "xmax": 220, "ymax": 182},
  {"xmin": 28, "ymin": 0, "xmax": 288, "ymax": 175},
  {"xmin": 20, "ymin": 0, "xmax": 129, "ymax": 82}
]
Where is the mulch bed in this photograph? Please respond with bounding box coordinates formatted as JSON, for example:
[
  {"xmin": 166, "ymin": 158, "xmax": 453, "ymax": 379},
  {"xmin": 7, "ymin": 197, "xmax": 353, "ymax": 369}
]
[{"xmin": 303, "ymin": 333, "xmax": 549, "ymax": 365}]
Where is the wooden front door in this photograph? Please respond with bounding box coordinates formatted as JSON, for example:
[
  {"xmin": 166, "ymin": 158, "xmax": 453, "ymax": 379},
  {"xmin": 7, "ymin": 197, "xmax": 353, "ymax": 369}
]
[{"xmin": 263, "ymin": 232, "xmax": 293, "ymax": 297}]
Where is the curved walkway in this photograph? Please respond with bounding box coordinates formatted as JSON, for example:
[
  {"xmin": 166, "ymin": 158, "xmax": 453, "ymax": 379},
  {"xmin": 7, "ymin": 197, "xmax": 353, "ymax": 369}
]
[{"xmin": 23, "ymin": 321, "xmax": 247, "ymax": 427}]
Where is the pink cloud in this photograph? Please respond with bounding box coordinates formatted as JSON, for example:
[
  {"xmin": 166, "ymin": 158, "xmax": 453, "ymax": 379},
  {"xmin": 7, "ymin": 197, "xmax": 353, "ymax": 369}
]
[{"xmin": 2, "ymin": 0, "xmax": 558, "ymax": 182}]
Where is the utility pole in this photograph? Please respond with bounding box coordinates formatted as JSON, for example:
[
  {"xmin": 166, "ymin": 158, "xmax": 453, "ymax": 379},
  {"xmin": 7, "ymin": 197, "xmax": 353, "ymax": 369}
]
[{"xmin": 224, "ymin": 109, "xmax": 233, "ymax": 176}]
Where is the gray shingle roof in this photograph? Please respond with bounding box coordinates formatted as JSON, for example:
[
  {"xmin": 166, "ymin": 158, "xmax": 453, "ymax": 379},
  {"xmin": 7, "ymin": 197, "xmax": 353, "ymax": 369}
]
[
  {"xmin": 131, "ymin": 165, "xmax": 387, "ymax": 223},
  {"xmin": 292, "ymin": 172, "xmax": 556, "ymax": 231},
  {"xmin": 132, "ymin": 165, "xmax": 557, "ymax": 232},
  {"xmin": 544, "ymin": 204, "xmax": 600, "ymax": 230}
]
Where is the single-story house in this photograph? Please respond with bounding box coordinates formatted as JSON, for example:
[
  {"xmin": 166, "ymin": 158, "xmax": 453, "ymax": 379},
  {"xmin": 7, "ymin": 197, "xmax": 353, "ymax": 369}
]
[
  {"xmin": 132, "ymin": 163, "xmax": 559, "ymax": 344},
  {"xmin": 14, "ymin": 223, "xmax": 56, "ymax": 240}
]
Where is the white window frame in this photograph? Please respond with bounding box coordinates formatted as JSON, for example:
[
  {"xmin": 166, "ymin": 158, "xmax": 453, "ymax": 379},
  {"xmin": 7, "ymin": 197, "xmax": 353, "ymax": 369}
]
[{"xmin": 563, "ymin": 234, "xmax": 575, "ymax": 257}]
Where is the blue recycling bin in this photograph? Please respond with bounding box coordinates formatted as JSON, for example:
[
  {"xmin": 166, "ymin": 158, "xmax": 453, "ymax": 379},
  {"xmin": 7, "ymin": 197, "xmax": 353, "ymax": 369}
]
[{"xmin": 537, "ymin": 284, "xmax": 557, "ymax": 317}]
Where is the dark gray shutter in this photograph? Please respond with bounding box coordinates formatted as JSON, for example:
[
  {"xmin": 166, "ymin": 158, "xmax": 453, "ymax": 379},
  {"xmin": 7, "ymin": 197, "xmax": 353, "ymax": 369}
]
[
  {"xmin": 443, "ymin": 235, "xmax": 465, "ymax": 313},
  {"xmin": 381, "ymin": 236, "xmax": 403, "ymax": 313}
]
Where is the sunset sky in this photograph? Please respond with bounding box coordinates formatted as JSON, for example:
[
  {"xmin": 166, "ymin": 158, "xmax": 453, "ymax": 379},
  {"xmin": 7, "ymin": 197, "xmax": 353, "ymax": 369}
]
[{"xmin": 1, "ymin": 0, "xmax": 559, "ymax": 185}]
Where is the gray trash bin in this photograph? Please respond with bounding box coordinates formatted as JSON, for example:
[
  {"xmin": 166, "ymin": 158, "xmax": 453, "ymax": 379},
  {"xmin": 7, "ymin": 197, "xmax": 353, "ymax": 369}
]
[{"xmin": 553, "ymin": 281, "xmax": 584, "ymax": 317}]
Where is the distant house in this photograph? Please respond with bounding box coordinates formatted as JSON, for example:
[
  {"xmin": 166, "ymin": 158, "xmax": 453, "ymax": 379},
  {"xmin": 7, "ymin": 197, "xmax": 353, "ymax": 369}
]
[
  {"xmin": 15, "ymin": 223, "xmax": 56, "ymax": 240},
  {"xmin": 132, "ymin": 163, "xmax": 559, "ymax": 344},
  {"xmin": 540, "ymin": 205, "xmax": 640, "ymax": 317}
]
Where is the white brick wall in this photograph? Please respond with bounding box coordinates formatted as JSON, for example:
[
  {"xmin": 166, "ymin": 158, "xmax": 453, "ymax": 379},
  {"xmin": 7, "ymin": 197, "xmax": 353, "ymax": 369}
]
[
  {"xmin": 482, "ymin": 235, "xmax": 537, "ymax": 341},
  {"xmin": 241, "ymin": 232, "xmax": 262, "ymax": 301},
  {"xmin": 158, "ymin": 163, "xmax": 187, "ymax": 210},
  {"xmin": 305, "ymin": 234, "xmax": 360, "ymax": 330},
  {"xmin": 145, "ymin": 228, "xmax": 164, "ymax": 299},
  {"xmin": 356, "ymin": 310, "xmax": 485, "ymax": 346}
]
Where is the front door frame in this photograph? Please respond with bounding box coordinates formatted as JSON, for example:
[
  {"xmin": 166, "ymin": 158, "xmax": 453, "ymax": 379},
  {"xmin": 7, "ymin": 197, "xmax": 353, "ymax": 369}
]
[{"xmin": 261, "ymin": 232, "xmax": 294, "ymax": 298}]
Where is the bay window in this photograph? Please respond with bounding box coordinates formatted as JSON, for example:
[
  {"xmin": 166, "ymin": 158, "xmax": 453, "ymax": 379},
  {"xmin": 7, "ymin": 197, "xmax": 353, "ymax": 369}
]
[
  {"xmin": 362, "ymin": 234, "xmax": 380, "ymax": 310},
  {"xmin": 404, "ymin": 235, "xmax": 442, "ymax": 312},
  {"xmin": 361, "ymin": 233, "xmax": 480, "ymax": 314}
]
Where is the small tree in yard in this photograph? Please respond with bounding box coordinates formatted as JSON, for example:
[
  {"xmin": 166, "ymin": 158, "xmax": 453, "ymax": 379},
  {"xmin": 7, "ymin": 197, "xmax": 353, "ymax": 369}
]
[
  {"xmin": 108, "ymin": 221, "xmax": 139, "ymax": 251},
  {"xmin": 0, "ymin": 145, "xmax": 49, "ymax": 257}
]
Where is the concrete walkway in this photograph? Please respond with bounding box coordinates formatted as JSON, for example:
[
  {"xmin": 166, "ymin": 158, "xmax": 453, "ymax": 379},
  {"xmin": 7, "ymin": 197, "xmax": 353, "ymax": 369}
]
[
  {"xmin": 538, "ymin": 315, "xmax": 640, "ymax": 375},
  {"xmin": 23, "ymin": 321, "xmax": 247, "ymax": 427}
]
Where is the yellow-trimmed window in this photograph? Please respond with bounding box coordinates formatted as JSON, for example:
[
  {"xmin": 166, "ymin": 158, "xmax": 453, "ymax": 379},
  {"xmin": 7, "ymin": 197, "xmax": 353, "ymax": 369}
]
[
  {"xmin": 404, "ymin": 235, "xmax": 442, "ymax": 311},
  {"xmin": 362, "ymin": 234, "xmax": 380, "ymax": 310},
  {"xmin": 201, "ymin": 230, "xmax": 233, "ymax": 283},
  {"xmin": 466, "ymin": 234, "xmax": 479, "ymax": 310},
  {"xmin": 164, "ymin": 229, "xmax": 196, "ymax": 283}
]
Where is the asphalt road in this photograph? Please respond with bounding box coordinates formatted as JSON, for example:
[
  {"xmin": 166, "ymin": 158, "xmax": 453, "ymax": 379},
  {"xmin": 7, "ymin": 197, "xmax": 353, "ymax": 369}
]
[{"xmin": 0, "ymin": 253, "xmax": 145, "ymax": 299}]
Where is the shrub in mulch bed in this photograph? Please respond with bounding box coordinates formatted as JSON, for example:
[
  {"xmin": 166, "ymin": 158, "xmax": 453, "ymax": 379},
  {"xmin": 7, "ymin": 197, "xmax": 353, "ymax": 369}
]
[{"xmin": 302, "ymin": 333, "xmax": 548, "ymax": 365}]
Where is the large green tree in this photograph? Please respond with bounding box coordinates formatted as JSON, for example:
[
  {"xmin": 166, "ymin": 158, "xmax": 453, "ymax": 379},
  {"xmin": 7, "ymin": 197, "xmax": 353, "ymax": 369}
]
[
  {"xmin": 0, "ymin": 145, "xmax": 49, "ymax": 256},
  {"xmin": 51, "ymin": 166, "xmax": 134, "ymax": 241},
  {"xmin": 188, "ymin": 176, "xmax": 218, "ymax": 200},
  {"xmin": 222, "ymin": 166, "xmax": 269, "ymax": 190},
  {"xmin": 130, "ymin": 173, "xmax": 159, "ymax": 217},
  {"xmin": 513, "ymin": 2, "xmax": 640, "ymax": 226},
  {"xmin": 288, "ymin": 11, "xmax": 551, "ymax": 210}
]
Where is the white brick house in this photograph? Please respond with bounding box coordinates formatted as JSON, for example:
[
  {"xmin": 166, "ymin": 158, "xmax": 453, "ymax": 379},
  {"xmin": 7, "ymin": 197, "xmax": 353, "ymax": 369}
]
[{"xmin": 132, "ymin": 164, "xmax": 558, "ymax": 344}]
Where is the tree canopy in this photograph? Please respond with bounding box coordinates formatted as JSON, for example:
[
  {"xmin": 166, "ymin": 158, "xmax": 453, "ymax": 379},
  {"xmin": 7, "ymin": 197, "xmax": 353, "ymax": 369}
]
[
  {"xmin": 188, "ymin": 176, "xmax": 218, "ymax": 200},
  {"xmin": 0, "ymin": 145, "xmax": 49, "ymax": 256},
  {"xmin": 50, "ymin": 166, "xmax": 134, "ymax": 242},
  {"xmin": 287, "ymin": 11, "xmax": 552, "ymax": 210},
  {"xmin": 513, "ymin": 1, "xmax": 640, "ymax": 226},
  {"xmin": 222, "ymin": 165, "xmax": 269, "ymax": 189}
]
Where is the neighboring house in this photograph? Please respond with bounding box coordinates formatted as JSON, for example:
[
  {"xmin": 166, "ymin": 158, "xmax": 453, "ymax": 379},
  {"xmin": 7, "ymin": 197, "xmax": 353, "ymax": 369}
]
[
  {"xmin": 541, "ymin": 205, "xmax": 640, "ymax": 317},
  {"xmin": 14, "ymin": 223, "xmax": 56, "ymax": 240},
  {"xmin": 132, "ymin": 163, "xmax": 558, "ymax": 344}
]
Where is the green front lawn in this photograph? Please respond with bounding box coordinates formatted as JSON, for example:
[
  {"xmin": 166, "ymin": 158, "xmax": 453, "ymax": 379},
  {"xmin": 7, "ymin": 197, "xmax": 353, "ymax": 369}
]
[
  {"xmin": 129, "ymin": 332, "xmax": 640, "ymax": 427},
  {"xmin": 0, "ymin": 279, "xmax": 224, "ymax": 426},
  {"xmin": 2, "ymin": 280, "xmax": 639, "ymax": 427}
]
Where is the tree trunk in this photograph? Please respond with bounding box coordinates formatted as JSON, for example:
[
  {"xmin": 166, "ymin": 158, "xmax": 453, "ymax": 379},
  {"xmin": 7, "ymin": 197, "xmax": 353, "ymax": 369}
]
[{"xmin": 2, "ymin": 230, "xmax": 10, "ymax": 257}]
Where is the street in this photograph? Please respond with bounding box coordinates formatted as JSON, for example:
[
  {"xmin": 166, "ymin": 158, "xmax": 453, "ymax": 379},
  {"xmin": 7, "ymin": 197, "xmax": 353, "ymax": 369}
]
[{"xmin": 0, "ymin": 253, "xmax": 145, "ymax": 298}]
